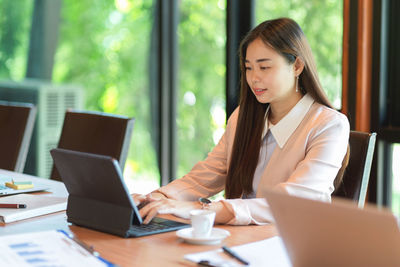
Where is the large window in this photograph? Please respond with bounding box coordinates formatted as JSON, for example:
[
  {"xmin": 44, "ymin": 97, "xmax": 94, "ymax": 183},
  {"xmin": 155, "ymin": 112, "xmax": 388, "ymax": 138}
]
[
  {"xmin": 1, "ymin": 0, "xmax": 227, "ymax": 191},
  {"xmin": 54, "ymin": 0, "xmax": 227, "ymax": 191},
  {"xmin": 53, "ymin": 0, "xmax": 158, "ymax": 193},
  {"xmin": 1, "ymin": 0, "xmax": 347, "ymax": 196},
  {"xmin": 176, "ymin": 1, "xmax": 226, "ymax": 178},
  {"xmin": 255, "ymin": 0, "xmax": 343, "ymax": 109}
]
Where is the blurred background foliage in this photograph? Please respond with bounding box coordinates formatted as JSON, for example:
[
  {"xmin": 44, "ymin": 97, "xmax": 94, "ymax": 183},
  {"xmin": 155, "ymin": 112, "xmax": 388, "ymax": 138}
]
[
  {"xmin": 54, "ymin": 0, "xmax": 158, "ymax": 192},
  {"xmin": 177, "ymin": 0, "xmax": 226, "ymax": 178},
  {"xmin": 0, "ymin": 0, "xmax": 343, "ymax": 194},
  {"xmin": 0, "ymin": 0, "xmax": 32, "ymax": 79}
]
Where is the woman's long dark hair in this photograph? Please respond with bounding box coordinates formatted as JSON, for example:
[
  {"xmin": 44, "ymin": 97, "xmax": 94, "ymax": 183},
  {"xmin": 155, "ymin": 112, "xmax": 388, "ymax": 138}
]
[{"xmin": 225, "ymin": 17, "xmax": 349, "ymax": 198}]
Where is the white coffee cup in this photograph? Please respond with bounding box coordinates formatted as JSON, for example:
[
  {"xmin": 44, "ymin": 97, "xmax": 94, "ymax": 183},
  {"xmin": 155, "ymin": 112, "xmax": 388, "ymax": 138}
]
[{"xmin": 190, "ymin": 209, "xmax": 216, "ymax": 238}]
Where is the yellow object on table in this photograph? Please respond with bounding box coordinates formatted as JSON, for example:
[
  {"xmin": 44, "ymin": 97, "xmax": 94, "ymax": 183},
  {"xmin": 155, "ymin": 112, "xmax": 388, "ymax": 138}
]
[{"xmin": 5, "ymin": 182, "xmax": 34, "ymax": 190}]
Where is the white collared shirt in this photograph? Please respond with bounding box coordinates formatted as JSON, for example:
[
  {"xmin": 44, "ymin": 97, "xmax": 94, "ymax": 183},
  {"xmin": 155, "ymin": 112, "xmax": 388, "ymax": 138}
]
[{"xmin": 244, "ymin": 94, "xmax": 314, "ymax": 198}]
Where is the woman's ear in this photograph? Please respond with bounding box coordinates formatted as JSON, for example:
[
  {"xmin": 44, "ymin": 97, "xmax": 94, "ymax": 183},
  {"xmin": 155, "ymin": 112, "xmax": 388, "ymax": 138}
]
[{"xmin": 294, "ymin": 57, "xmax": 305, "ymax": 76}]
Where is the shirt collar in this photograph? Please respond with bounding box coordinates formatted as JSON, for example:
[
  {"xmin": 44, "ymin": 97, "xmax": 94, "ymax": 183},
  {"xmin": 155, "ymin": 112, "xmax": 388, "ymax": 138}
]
[{"xmin": 262, "ymin": 93, "xmax": 314, "ymax": 148}]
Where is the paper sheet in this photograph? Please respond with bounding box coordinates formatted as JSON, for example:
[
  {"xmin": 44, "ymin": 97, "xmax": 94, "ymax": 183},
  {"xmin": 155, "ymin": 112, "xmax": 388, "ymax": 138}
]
[
  {"xmin": 0, "ymin": 230, "xmax": 112, "ymax": 267},
  {"xmin": 184, "ymin": 236, "xmax": 292, "ymax": 267}
]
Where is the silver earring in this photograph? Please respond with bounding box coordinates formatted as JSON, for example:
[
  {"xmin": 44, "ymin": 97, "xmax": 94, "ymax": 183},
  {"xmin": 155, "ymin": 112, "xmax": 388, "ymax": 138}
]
[{"xmin": 295, "ymin": 76, "xmax": 299, "ymax": 92}]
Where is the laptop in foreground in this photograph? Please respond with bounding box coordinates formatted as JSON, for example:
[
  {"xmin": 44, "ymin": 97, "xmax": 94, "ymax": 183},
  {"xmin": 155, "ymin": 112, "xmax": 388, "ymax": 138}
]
[
  {"xmin": 50, "ymin": 148, "xmax": 189, "ymax": 237},
  {"xmin": 265, "ymin": 190, "xmax": 400, "ymax": 267}
]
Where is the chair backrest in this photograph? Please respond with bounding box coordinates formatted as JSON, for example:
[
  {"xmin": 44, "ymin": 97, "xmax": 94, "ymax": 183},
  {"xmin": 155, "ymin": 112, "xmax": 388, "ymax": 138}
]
[
  {"xmin": 333, "ymin": 131, "xmax": 377, "ymax": 208},
  {"xmin": 0, "ymin": 101, "xmax": 36, "ymax": 172},
  {"xmin": 50, "ymin": 109, "xmax": 135, "ymax": 181}
]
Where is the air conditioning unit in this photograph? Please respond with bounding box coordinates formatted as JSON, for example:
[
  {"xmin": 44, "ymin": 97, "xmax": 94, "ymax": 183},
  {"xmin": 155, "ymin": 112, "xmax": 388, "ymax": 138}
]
[{"xmin": 0, "ymin": 79, "xmax": 84, "ymax": 178}]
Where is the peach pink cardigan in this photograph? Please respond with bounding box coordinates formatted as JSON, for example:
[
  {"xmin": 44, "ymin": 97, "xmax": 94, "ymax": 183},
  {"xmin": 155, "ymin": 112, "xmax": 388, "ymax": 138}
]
[{"xmin": 157, "ymin": 98, "xmax": 350, "ymax": 225}]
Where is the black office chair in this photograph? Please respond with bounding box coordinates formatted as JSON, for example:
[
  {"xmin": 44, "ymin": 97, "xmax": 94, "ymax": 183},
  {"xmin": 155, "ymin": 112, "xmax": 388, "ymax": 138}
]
[
  {"xmin": 50, "ymin": 109, "xmax": 135, "ymax": 181},
  {"xmin": 0, "ymin": 101, "xmax": 36, "ymax": 172},
  {"xmin": 333, "ymin": 131, "xmax": 377, "ymax": 208}
]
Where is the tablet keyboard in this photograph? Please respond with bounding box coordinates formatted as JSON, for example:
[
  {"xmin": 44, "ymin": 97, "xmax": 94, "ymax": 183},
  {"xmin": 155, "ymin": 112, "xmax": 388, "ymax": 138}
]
[{"xmin": 127, "ymin": 217, "xmax": 189, "ymax": 237}]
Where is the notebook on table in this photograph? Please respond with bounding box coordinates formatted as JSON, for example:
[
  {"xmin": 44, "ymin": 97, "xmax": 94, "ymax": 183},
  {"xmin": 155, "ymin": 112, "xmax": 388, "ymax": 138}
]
[
  {"xmin": 265, "ymin": 190, "xmax": 400, "ymax": 267},
  {"xmin": 50, "ymin": 148, "xmax": 189, "ymax": 238},
  {"xmin": 0, "ymin": 194, "xmax": 67, "ymax": 223}
]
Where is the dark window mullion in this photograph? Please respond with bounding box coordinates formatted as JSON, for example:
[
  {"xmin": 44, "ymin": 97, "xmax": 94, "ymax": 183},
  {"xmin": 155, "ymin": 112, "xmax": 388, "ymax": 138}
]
[
  {"xmin": 26, "ymin": 0, "xmax": 61, "ymax": 80},
  {"xmin": 226, "ymin": 0, "xmax": 254, "ymax": 120},
  {"xmin": 154, "ymin": 0, "xmax": 178, "ymax": 186}
]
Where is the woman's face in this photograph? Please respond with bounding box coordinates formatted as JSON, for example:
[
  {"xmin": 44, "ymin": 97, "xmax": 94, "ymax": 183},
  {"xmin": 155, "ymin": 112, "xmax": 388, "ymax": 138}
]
[{"xmin": 245, "ymin": 38, "xmax": 297, "ymax": 104}]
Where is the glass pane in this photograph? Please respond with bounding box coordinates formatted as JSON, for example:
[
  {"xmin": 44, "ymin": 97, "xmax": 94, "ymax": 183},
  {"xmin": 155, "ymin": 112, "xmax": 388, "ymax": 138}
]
[
  {"xmin": 53, "ymin": 0, "xmax": 158, "ymax": 194},
  {"xmin": 255, "ymin": 0, "xmax": 343, "ymax": 109},
  {"xmin": 0, "ymin": 0, "xmax": 33, "ymax": 80},
  {"xmin": 391, "ymin": 144, "xmax": 400, "ymax": 216},
  {"xmin": 176, "ymin": 0, "xmax": 226, "ymax": 178}
]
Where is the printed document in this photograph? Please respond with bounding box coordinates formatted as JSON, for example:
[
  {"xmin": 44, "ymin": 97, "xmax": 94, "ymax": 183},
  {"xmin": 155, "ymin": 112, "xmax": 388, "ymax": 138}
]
[
  {"xmin": 184, "ymin": 236, "xmax": 292, "ymax": 267},
  {"xmin": 0, "ymin": 230, "xmax": 113, "ymax": 267}
]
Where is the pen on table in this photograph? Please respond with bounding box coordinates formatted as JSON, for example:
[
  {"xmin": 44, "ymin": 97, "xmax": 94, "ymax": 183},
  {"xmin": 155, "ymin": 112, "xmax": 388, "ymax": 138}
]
[
  {"xmin": 222, "ymin": 246, "xmax": 249, "ymax": 266},
  {"xmin": 0, "ymin": 203, "xmax": 27, "ymax": 209},
  {"xmin": 69, "ymin": 234, "xmax": 100, "ymax": 257}
]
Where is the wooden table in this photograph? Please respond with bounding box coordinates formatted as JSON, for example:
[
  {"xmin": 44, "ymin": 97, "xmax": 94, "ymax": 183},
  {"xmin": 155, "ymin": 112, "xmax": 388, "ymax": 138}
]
[
  {"xmin": 0, "ymin": 169, "xmax": 278, "ymax": 266},
  {"xmin": 71, "ymin": 220, "xmax": 278, "ymax": 266}
]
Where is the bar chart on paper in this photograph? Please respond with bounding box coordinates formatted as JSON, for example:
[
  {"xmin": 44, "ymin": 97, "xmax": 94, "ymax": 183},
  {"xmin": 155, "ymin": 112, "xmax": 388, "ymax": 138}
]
[{"xmin": 0, "ymin": 230, "xmax": 113, "ymax": 267}]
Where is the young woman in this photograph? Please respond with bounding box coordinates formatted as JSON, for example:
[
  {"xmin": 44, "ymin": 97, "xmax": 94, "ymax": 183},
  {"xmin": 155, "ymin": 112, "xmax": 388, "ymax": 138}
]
[{"xmin": 134, "ymin": 17, "xmax": 349, "ymax": 225}]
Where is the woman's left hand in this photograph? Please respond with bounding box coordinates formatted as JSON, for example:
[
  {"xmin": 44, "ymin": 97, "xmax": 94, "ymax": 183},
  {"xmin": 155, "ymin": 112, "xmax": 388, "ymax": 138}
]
[{"xmin": 139, "ymin": 197, "xmax": 200, "ymax": 224}]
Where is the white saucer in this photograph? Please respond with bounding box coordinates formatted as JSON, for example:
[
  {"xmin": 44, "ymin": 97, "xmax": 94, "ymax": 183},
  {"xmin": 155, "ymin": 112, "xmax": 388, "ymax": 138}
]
[{"xmin": 176, "ymin": 228, "xmax": 230, "ymax": 245}]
